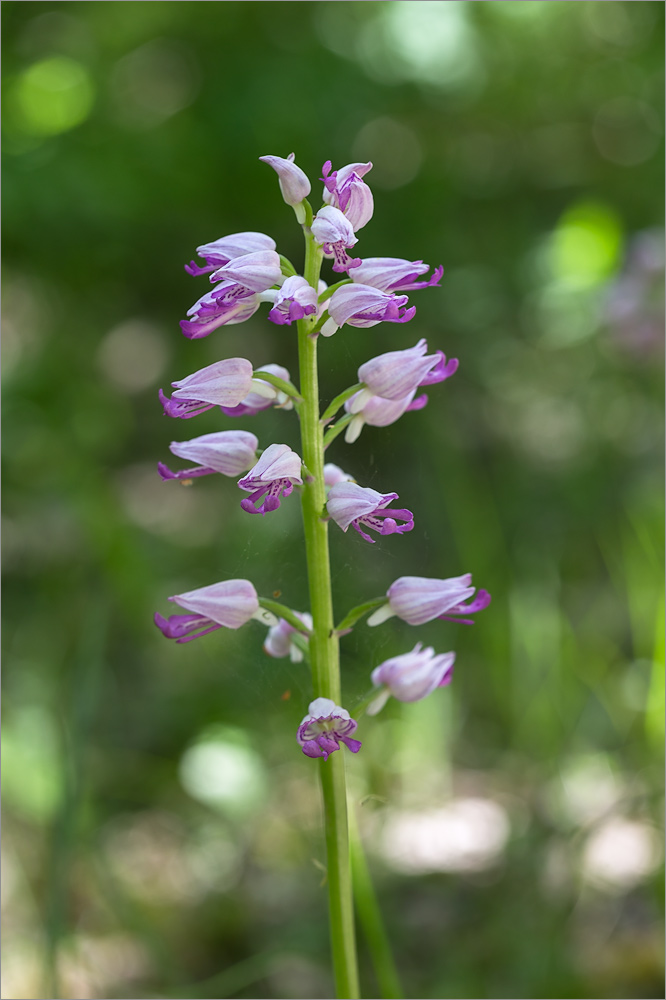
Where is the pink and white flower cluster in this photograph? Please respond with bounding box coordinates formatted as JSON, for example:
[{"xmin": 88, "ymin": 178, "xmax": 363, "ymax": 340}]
[{"xmin": 154, "ymin": 152, "xmax": 491, "ymax": 761}]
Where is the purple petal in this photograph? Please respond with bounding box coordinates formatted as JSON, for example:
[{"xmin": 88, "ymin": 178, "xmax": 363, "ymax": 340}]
[
  {"xmin": 154, "ymin": 611, "xmax": 223, "ymax": 643},
  {"xmin": 419, "ymin": 354, "xmax": 459, "ymax": 386},
  {"xmin": 439, "ymin": 590, "xmax": 492, "ymax": 622},
  {"xmin": 184, "ymin": 261, "xmax": 215, "ymax": 277},
  {"xmin": 406, "ymin": 394, "xmax": 429, "ymax": 412},
  {"xmin": 157, "ymin": 462, "xmax": 215, "ymax": 481},
  {"xmin": 351, "ymin": 522, "xmax": 376, "ymax": 544},
  {"xmin": 159, "ymin": 388, "xmax": 217, "ymax": 419}
]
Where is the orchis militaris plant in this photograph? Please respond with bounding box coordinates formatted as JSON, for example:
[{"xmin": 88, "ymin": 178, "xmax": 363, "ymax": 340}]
[{"xmin": 154, "ymin": 152, "xmax": 491, "ymax": 1000}]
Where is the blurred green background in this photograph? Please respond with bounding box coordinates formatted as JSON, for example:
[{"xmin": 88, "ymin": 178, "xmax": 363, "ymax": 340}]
[{"xmin": 2, "ymin": 2, "xmax": 664, "ymax": 998}]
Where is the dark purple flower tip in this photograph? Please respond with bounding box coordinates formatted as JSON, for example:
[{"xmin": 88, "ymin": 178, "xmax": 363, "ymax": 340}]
[
  {"xmin": 158, "ymin": 461, "xmax": 214, "ymax": 482},
  {"xmin": 301, "ymin": 738, "xmax": 328, "ymax": 759},
  {"xmin": 438, "ymin": 589, "xmax": 492, "ymax": 624},
  {"xmin": 352, "ymin": 523, "xmax": 377, "ymax": 544},
  {"xmin": 321, "ymin": 160, "xmax": 336, "ymax": 192},
  {"xmin": 267, "ymin": 301, "xmax": 316, "ymax": 327},
  {"xmin": 154, "ymin": 611, "xmax": 222, "ymax": 643},
  {"xmin": 267, "ymin": 307, "xmax": 289, "ymax": 326},
  {"xmin": 158, "ymin": 388, "xmax": 178, "ymax": 416},
  {"xmin": 158, "ymin": 461, "xmax": 178, "ymax": 481},
  {"xmin": 463, "ymin": 589, "xmax": 492, "ymax": 613},
  {"xmin": 402, "ymin": 264, "xmax": 443, "ymax": 291},
  {"xmin": 240, "ymin": 497, "xmax": 263, "ymax": 514},
  {"xmin": 379, "ymin": 512, "xmax": 415, "ymax": 536},
  {"xmin": 301, "ymin": 734, "xmax": 342, "ymax": 760},
  {"xmin": 289, "ymin": 301, "xmax": 316, "ymax": 322},
  {"xmin": 419, "ymin": 354, "xmax": 459, "ymax": 386},
  {"xmin": 240, "ymin": 491, "xmax": 282, "ymax": 515},
  {"xmin": 179, "ymin": 319, "xmax": 212, "ymax": 340},
  {"xmin": 397, "ymin": 305, "xmax": 417, "ymax": 324},
  {"xmin": 154, "ymin": 611, "xmax": 171, "ymax": 635},
  {"xmin": 159, "ymin": 388, "xmax": 217, "ymax": 419},
  {"xmin": 438, "ymin": 663, "xmax": 455, "ymax": 687},
  {"xmin": 184, "ymin": 260, "xmax": 215, "ymax": 277},
  {"xmin": 351, "ymin": 507, "xmax": 414, "ymax": 544},
  {"xmin": 332, "ymin": 253, "xmax": 362, "ymax": 274},
  {"xmin": 406, "ymin": 393, "xmax": 429, "ymax": 412},
  {"xmin": 300, "ymin": 731, "xmax": 357, "ymax": 761},
  {"xmin": 319, "ymin": 735, "xmax": 341, "ymax": 755}
]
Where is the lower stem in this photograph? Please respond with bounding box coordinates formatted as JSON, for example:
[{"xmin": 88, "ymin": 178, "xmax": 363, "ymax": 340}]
[
  {"xmin": 349, "ymin": 808, "xmax": 402, "ymax": 999},
  {"xmin": 298, "ymin": 231, "xmax": 360, "ymax": 999}
]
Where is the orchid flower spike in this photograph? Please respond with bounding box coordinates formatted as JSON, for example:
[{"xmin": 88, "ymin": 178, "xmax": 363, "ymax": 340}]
[
  {"xmin": 264, "ymin": 611, "xmax": 313, "ymax": 662},
  {"xmin": 326, "ymin": 482, "xmax": 414, "ymax": 543},
  {"xmin": 159, "ymin": 358, "xmax": 277, "ymax": 419},
  {"xmin": 238, "ymin": 443, "xmax": 303, "ymax": 515},
  {"xmin": 321, "ymin": 159, "xmax": 374, "ymax": 231},
  {"xmin": 367, "ymin": 643, "xmax": 456, "ymax": 715},
  {"xmin": 155, "ymin": 579, "xmax": 273, "ymax": 643},
  {"xmin": 343, "ymin": 389, "xmax": 427, "ymax": 443},
  {"xmin": 184, "ymin": 232, "xmax": 277, "ymax": 277},
  {"xmin": 350, "ymin": 257, "xmax": 443, "ymax": 293},
  {"xmin": 321, "ymin": 283, "xmax": 415, "ymax": 337},
  {"xmin": 158, "ymin": 430, "xmax": 258, "ymax": 482},
  {"xmin": 220, "ymin": 364, "xmax": 295, "ymax": 417},
  {"xmin": 367, "ymin": 574, "xmax": 492, "ymax": 627},
  {"xmin": 260, "ymin": 153, "xmax": 311, "ymax": 223},
  {"xmin": 266, "ymin": 275, "xmax": 318, "ymax": 326},
  {"xmin": 297, "ymin": 698, "xmax": 362, "ymax": 761},
  {"xmin": 352, "ymin": 339, "xmax": 458, "ymax": 409},
  {"xmin": 310, "ymin": 206, "xmax": 362, "ymax": 274}
]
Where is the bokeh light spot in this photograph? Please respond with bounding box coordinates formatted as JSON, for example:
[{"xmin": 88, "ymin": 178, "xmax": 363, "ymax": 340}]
[
  {"xmin": 110, "ymin": 39, "xmax": 199, "ymax": 129},
  {"xmin": 97, "ymin": 319, "xmax": 170, "ymax": 394},
  {"xmin": 550, "ymin": 200, "xmax": 622, "ymax": 288},
  {"xmin": 14, "ymin": 56, "xmax": 94, "ymax": 136},
  {"xmin": 2, "ymin": 706, "xmax": 61, "ymax": 821},
  {"xmin": 381, "ymin": 798, "xmax": 510, "ymax": 874},
  {"xmin": 352, "ymin": 118, "xmax": 422, "ymax": 190},
  {"xmin": 354, "ymin": 1, "xmax": 482, "ymax": 90},
  {"xmin": 582, "ymin": 818, "xmax": 662, "ymax": 891},
  {"xmin": 179, "ymin": 727, "xmax": 267, "ymax": 814}
]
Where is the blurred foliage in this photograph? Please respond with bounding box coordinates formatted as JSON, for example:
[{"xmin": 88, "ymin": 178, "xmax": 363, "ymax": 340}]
[{"xmin": 2, "ymin": 2, "xmax": 664, "ymax": 999}]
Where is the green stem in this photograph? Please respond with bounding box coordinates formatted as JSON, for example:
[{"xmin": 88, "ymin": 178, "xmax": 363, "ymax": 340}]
[
  {"xmin": 349, "ymin": 808, "xmax": 402, "ymax": 999},
  {"xmin": 297, "ymin": 226, "xmax": 360, "ymax": 999}
]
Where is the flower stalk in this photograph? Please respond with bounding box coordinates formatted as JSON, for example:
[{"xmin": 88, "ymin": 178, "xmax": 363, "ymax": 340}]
[{"xmin": 297, "ymin": 225, "xmax": 360, "ymax": 999}]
